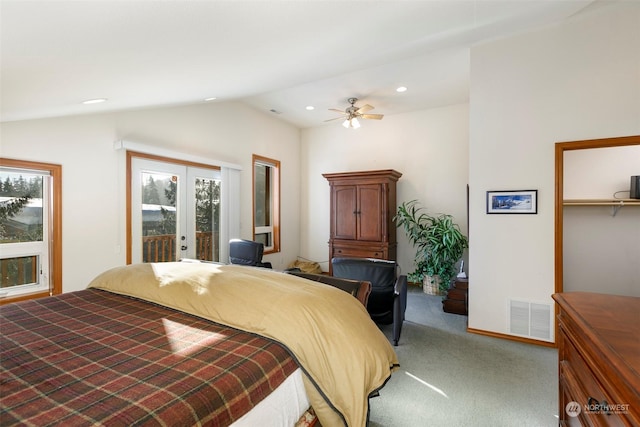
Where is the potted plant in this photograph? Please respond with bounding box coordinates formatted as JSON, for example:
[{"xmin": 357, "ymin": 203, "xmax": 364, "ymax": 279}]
[{"xmin": 394, "ymin": 200, "xmax": 468, "ymax": 295}]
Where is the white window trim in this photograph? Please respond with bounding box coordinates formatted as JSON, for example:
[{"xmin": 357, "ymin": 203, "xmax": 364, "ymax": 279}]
[{"xmin": 0, "ymin": 162, "xmax": 58, "ymax": 301}]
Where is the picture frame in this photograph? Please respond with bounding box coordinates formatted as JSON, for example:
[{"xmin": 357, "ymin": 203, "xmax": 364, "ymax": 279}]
[{"xmin": 486, "ymin": 190, "xmax": 537, "ymax": 214}]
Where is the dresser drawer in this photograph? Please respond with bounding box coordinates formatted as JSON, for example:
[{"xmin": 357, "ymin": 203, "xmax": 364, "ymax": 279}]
[
  {"xmin": 559, "ymin": 370, "xmax": 589, "ymax": 427},
  {"xmin": 553, "ymin": 293, "xmax": 640, "ymax": 427},
  {"xmin": 560, "ymin": 362, "xmax": 627, "ymax": 427},
  {"xmin": 560, "ymin": 334, "xmax": 628, "ymax": 426}
]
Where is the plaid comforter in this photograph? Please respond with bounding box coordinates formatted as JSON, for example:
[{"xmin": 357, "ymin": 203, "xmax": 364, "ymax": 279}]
[{"xmin": 0, "ymin": 289, "xmax": 298, "ymax": 426}]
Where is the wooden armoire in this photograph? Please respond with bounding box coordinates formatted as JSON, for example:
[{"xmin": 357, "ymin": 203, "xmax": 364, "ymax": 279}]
[{"xmin": 323, "ymin": 170, "xmax": 402, "ymax": 274}]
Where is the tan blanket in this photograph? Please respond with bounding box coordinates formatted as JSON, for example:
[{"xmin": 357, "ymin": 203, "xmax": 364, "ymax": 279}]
[{"xmin": 88, "ymin": 262, "xmax": 399, "ymax": 427}]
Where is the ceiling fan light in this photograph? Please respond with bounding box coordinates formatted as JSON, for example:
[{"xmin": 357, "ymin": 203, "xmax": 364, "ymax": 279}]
[
  {"xmin": 351, "ymin": 117, "xmax": 360, "ymax": 129},
  {"xmin": 342, "ymin": 119, "xmax": 350, "ymax": 128}
]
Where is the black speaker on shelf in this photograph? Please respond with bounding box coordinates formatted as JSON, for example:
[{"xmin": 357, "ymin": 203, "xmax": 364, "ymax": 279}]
[{"xmin": 631, "ymin": 175, "xmax": 640, "ymax": 199}]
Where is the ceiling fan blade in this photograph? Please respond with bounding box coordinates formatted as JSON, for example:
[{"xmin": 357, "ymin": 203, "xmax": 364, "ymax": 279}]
[
  {"xmin": 357, "ymin": 104, "xmax": 374, "ymax": 114},
  {"xmin": 324, "ymin": 117, "xmax": 344, "ymax": 122},
  {"xmin": 328, "ymin": 109, "xmax": 347, "ymax": 114},
  {"xmin": 360, "ymin": 114, "xmax": 384, "ymax": 120}
]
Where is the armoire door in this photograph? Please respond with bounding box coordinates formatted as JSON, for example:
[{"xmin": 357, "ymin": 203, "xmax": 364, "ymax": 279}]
[
  {"xmin": 357, "ymin": 184, "xmax": 384, "ymax": 241},
  {"xmin": 333, "ymin": 185, "xmax": 357, "ymax": 240}
]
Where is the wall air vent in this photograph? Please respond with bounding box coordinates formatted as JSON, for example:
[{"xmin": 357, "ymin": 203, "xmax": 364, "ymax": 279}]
[{"xmin": 509, "ymin": 299, "xmax": 552, "ymax": 341}]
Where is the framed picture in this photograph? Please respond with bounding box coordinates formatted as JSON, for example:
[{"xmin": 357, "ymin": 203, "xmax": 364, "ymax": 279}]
[{"xmin": 486, "ymin": 190, "xmax": 537, "ymax": 214}]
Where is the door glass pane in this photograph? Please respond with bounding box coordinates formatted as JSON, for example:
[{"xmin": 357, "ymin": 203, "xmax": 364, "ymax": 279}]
[
  {"xmin": 141, "ymin": 172, "xmax": 177, "ymax": 262},
  {"xmin": 194, "ymin": 177, "xmax": 220, "ymax": 261}
]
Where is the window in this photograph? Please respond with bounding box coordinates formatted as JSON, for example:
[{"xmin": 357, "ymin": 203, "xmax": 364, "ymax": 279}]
[
  {"xmin": 253, "ymin": 155, "xmax": 280, "ymax": 253},
  {"xmin": 0, "ymin": 158, "xmax": 62, "ymax": 304}
]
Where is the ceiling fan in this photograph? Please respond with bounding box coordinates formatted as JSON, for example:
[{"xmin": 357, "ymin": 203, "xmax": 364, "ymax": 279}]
[{"xmin": 325, "ymin": 97, "xmax": 384, "ymax": 128}]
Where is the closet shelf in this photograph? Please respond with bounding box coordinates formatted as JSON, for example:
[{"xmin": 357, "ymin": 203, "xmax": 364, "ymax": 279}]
[
  {"xmin": 563, "ymin": 198, "xmax": 640, "ymax": 206},
  {"xmin": 563, "ymin": 199, "xmax": 640, "ymax": 216}
]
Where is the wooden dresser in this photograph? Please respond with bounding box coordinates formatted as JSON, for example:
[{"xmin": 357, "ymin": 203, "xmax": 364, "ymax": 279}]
[
  {"xmin": 323, "ymin": 170, "xmax": 401, "ymax": 274},
  {"xmin": 553, "ymin": 292, "xmax": 640, "ymax": 426}
]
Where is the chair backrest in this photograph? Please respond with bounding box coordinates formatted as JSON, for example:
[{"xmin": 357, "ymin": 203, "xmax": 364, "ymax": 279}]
[
  {"xmin": 332, "ymin": 257, "xmax": 398, "ymax": 322},
  {"xmin": 331, "ymin": 257, "xmax": 397, "ymax": 292},
  {"xmin": 229, "ymin": 239, "xmax": 264, "ymax": 266},
  {"xmin": 286, "ymin": 271, "xmax": 372, "ymax": 307}
]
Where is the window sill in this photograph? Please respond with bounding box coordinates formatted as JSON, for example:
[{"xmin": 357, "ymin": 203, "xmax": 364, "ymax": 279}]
[{"xmin": 0, "ymin": 290, "xmax": 54, "ymax": 306}]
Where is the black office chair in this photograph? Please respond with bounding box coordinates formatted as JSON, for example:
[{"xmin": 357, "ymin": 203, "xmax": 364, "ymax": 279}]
[
  {"xmin": 331, "ymin": 257, "xmax": 407, "ymax": 346},
  {"xmin": 229, "ymin": 239, "xmax": 272, "ymax": 268}
]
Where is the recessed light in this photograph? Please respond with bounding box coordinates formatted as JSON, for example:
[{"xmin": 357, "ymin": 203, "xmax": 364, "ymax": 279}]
[
  {"xmin": 306, "ymin": 105, "xmax": 314, "ymax": 110},
  {"xmin": 82, "ymin": 98, "xmax": 107, "ymax": 105},
  {"xmin": 396, "ymin": 86, "xmax": 407, "ymax": 93},
  {"xmin": 204, "ymin": 97, "xmax": 217, "ymax": 101}
]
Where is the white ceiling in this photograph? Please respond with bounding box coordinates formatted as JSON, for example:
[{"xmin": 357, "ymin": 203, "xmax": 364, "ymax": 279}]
[{"xmin": 1, "ymin": 0, "xmax": 598, "ymax": 128}]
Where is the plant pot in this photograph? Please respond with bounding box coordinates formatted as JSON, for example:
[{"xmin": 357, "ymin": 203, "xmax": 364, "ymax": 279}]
[{"xmin": 423, "ymin": 275, "xmax": 444, "ymax": 295}]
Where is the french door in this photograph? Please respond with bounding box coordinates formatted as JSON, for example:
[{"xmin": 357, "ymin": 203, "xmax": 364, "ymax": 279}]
[{"xmin": 131, "ymin": 157, "xmax": 220, "ymax": 264}]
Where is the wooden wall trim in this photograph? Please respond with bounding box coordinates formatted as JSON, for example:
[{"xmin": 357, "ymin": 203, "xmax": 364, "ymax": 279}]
[
  {"xmin": 554, "ymin": 134, "xmax": 640, "ymax": 295},
  {"xmin": 467, "ymin": 327, "xmax": 557, "ymax": 348}
]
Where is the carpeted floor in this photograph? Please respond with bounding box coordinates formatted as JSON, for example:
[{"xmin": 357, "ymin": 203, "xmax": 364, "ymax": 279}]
[{"xmin": 369, "ymin": 285, "xmax": 559, "ymax": 427}]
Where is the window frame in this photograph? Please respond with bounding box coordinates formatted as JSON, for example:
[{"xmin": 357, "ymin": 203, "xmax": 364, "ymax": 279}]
[
  {"xmin": 0, "ymin": 158, "xmax": 62, "ymax": 305},
  {"xmin": 252, "ymin": 154, "xmax": 280, "ymax": 254}
]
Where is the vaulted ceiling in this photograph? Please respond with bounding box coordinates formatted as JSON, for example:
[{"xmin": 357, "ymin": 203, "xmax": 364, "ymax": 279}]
[{"xmin": 1, "ymin": 0, "xmax": 597, "ymax": 128}]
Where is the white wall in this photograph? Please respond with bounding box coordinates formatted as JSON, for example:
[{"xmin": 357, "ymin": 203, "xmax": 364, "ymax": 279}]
[
  {"xmin": 300, "ymin": 103, "xmax": 469, "ymax": 276},
  {"xmin": 469, "ymin": 2, "xmax": 640, "ymax": 340},
  {"xmin": 0, "ymin": 101, "xmax": 301, "ymax": 292}
]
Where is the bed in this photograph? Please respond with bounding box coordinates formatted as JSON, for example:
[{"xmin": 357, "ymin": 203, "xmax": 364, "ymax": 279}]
[{"xmin": 0, "ymin": 262, "xmax": 399, "ymax": 426}]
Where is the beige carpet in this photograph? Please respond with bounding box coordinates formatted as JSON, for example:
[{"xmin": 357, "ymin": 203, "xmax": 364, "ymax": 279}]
[{"xmin": 369, "ymin": 286, "xmax": 559, "ymax": 427}]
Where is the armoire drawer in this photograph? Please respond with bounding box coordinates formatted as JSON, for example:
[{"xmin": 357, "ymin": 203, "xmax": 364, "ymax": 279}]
[{"xmin": 332, "ymin": 246, "xmax": 386, "ymax": 259}]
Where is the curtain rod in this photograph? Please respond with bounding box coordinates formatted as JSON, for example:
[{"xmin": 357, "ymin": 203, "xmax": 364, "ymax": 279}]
[{"xmin": 113, "ymin": 140, "xmax": 242, "ymax": 171}]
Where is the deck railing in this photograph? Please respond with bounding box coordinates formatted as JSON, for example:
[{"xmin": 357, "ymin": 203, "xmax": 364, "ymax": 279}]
[{"xmin": 142, "ymin": 232, "xmax": 217, "ymax": 263}]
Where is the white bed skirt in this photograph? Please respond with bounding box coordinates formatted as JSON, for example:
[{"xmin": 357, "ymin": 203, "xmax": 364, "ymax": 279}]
[{"xmin": 231, "ymin": 368, "xmax": 310, "ymax": 426}]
